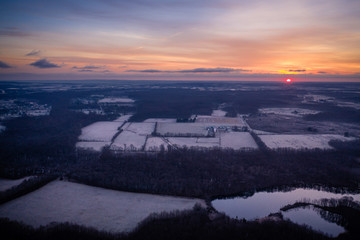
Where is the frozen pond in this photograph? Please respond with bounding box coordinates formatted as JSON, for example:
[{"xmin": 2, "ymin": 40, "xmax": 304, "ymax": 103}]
[{"xmin": 212, "ymin": 188, "xmax": 360, "ymax": 237}]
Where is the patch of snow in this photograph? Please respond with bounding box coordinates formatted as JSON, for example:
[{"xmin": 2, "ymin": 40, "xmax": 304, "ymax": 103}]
[
  {"xmin": 143, "ymin": 118, "xmax": 177, "ymax": 123},
  {"xmin": 114, "ymin": 114, "xmax": 133, "ymax": 122},
  {"xmin": 302, "ymin": 94, "xmax": 334, "ymax": 103},
  {"xmin": 0, "ymin": 180, "xmax": 205, "ymax": 233},
  {"xmin": 196, "ymin": 116, "xmax": 246, "ymax": 125},
  {"xmin": 196, "ymin": 137, "xmax": 220, "ymax": 143},
  {"xmin": 252, "ymin": 129, "xmax": 275, "ymax": 135},
  {"xmin": 75, "ymin": 109, "xmax": 104, "ymax": 115},
  {"xmin": 123, "ymin": 122, "xmax": 155, "ymax": 135},
  {"xmin": 259, "ymin": 134, "xmax": 355, "ymax": 150},
  {"xmin": 211, "ymin": 110, "xmax": 227, "ymax": 117},
  {"xmin": 79, "ymin": 121, "xmax": 122, "ymax": 142},
  {"xmin": 98, "ymin": 97, "xmax": 135, "ymax": 103}
]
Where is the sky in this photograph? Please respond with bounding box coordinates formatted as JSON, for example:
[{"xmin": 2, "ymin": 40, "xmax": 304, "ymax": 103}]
[{"xmin": 0, "ymin": 0, "xmax": 360, "ymax": 81}]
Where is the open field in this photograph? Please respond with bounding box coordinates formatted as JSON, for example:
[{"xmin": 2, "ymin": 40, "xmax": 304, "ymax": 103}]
[
  {"xmin": 111, "ymin": 131, "xmax": 147, "ymax": 151},
  {"xmin": 0, "ymin": 176, "xmax": 33, "ymax": 192},
  {"xmin": 98, "ymin": 97, "xmax": 135, "ymax": 103},
  {"xmin": 123, "ymin": 122, "xmax": 155, "ymax": 135},
  {"xmin": 220, "ymin": 132, "xmax": 258, "ymax": 149},
  {"xmin": 144, "ymin": 118, "xmax": 177, "ymax": 123},
  {"xmin": 157, "ymin": 123, "xmax": 209, "ymax": 137},
  {"xmin": 259, "ymin": 134, "xmax": 355, "ymax": 150},
  {"xmin": 78, "ymin": 121, "xmax": 122, "ymax": 142},
  {"xmin": 196, "ymin": 115, "xmax": 246, "ymax": 125},
  {"xmin": 211, "ymin": 110, "xmax": 227, "ymax": 117},
  {"xmin": 167, "ymin": 137, "xmax": 219, "ymax": 149},
  {"xmin": 0, "ymin": 180, "xmax": 205, "ymax": 233},
  {"xmin": 114, "ymin": 114, "xmax": 133, "ymax": 122}
]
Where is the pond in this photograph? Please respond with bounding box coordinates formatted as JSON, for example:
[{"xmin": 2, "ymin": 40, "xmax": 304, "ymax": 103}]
[{"xmin": 212, "ymin": 188, "xmax": 360, "ymax": 237}]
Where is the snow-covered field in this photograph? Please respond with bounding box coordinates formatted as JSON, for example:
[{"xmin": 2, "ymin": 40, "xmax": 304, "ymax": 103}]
[
  {"xmin": 252, "ymin": 129, "xmax": 275, "ymax": 135},
  {"xmin": 144, "ymin": 118, "xmax": 177, "ymax": 123},
  {"xmin": 302, "ymin": 94, "xmax": 334, "ymax": 103},
  {"xmin": 111, "ymin": 131, "xmax": 147, "ymax": 151},
  {"xmin": 220, "ymin": 132, "xmax": 258, "ymax": 150},
  {"xmin": 196, "ymin": 116, "xmax": 245, "ymax": 125},
  {"xmin": 0, "ymin": 180, "xmax": 205, "ymax": 233},
  {"xmin": 98, "ymin": 97, "xmax": 135, "ymax": 103},
  {"xmin": 259, "ymin": 134, "xmax": 355, "ymax": 150},
  {"xmin": 148, "ymin": 133, "xmax": 258, "ymax": 150},
  {"xmin": 0, "ymin": 176, "xmax": 34, "ymax": 192},
  {"xmin": 157, "ymin": 123, "xmax": 209, "ymax": 136},
  {"xmin": 211, "ymin": 110, "xmax": 227, "ymax": 117},
  {"xmin": 123, "ymin": 122, "xmax": 155, "ymax": 135},
  {"xmin": 145, "ymin": 137, "xmax": 169, "ymax": 151},
  {"xmin": 259, "ymin": 108, "xmax": 320, "ymax": 117},
  {"xmin": 167, "ymin": 137, "xmax": 219, "ymax": 148},
  {"xmin": 114, "ymin": 114, "xmax": 133, "ymax": 122},
  {"xmin": 78, "ymin": 121, "xmax": 122, "ymax": 142},
  {"xmin": 76, "ymin": 141, "xmax": 110, "ymax": 152}
]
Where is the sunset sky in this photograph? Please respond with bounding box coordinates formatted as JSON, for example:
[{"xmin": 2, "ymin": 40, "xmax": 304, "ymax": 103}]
[{"xmin": 1, "ymin": 0, "xmax": 360, "ymax": 81}]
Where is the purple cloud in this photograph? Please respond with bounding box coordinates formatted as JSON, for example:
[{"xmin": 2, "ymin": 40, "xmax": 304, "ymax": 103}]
[
  {"xmin": 30, "ymin": 59, "xmax": 60, "ymax": 68},
  {"xmin": 26, "ymin": 50, "xmax": 41, "ymax": 56},
  {"xmin": 289, "ymin": 69, "xmax": 306, "ymax": 72},
  {"xmin": 0, "ymin": 60, "xmax": 12, "ymax": 68},
  {"xmin": 126, "ymin": 67, "xmax": 250, "ymax": 73}
]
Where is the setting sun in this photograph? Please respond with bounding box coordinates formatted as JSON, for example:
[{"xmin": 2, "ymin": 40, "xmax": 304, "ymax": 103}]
[{"xmin": 286, "ymin": 78, "xmax": 292, "ymax": 83}]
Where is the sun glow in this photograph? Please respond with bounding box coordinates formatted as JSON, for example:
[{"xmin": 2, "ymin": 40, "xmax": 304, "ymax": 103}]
[{"xmin": 286, "ymin": 78, "xmax": 292, "ymax": 83}]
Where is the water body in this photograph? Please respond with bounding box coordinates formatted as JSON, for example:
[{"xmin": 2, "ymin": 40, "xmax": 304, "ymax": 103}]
[{"xmin": 212, "ymin": 188, "xmax": 360, "ymax": 237}]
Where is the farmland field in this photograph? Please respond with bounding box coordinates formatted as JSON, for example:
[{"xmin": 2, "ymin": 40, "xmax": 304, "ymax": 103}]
[
  {"xmin": 259, "ymin": 134, "xmax": 355, "ymax": 150},
  {"xmin": 0, "ymin": 180, "xmax": 205, "ymax": 233},
  {"xmin": 220, "ymin": 132, "xmax": 258, "ymax": 149},
  {"xmin": 78, "ymin": 121, "xmax": 123, "ymax": 142},
  {"xmin": 167, "ymin": 137, "xmax": 219, "ymax": 148},
  {"xmin": 111, "ymin": 131, "xmax": 147, "ymax": 151},
  {"xmin": 157, "ymin": 123, "xmax": 209, "ymax": 137}
]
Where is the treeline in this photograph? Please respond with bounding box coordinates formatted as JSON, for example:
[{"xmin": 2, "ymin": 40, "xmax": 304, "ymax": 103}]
[
  {"xmin": 281, "ymin": 197, "xmax": 360, "ymax": 236},
  {"xmin": 68, "ymin": 147, "xmax": 360, "ymax": 199},
  {"xmin": 0, "ymin": 175, "xmax": 57, "ymax": 204},
  {"xmin": 0, "ymin": 206, "xmax": 332, "ymax": 240}
]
